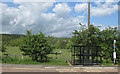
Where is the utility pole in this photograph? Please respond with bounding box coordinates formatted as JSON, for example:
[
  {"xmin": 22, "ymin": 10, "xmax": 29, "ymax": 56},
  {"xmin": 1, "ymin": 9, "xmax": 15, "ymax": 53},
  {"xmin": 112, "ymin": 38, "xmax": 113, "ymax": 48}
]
[
  {"xmin": 87, "ymin": 0, "xmax": 90, "ymax": 60},
  {"xmin": 88, "ymin": 0, "xmax": 90, "ymax": 29},
  {"xmin": 87, "ymin": 0, "xmax": 90, "ymax": 45}
]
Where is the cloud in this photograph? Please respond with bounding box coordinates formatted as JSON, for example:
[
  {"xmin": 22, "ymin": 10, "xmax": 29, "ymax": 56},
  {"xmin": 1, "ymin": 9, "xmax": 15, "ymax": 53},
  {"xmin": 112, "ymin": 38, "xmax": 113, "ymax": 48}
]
[
  {"xmin": 91, "ymin": 22, "xmax": 117, "ymax": 31},
  {"xmin": 91, "ymin": 2, "xmax": 118, "ymax": 17},
  {"xmin": 1, "ymin": 3, "xmax": 21, "ymax": 34},
  {"xmin": 1, "ymin": 2, "xmax": 85, "ymax": 37},
  {"xmin": 53, "ymin": 3, "xmax": 71, "ymax": 18},
  {"xmin": 41, "ymin": 13, "xmax": 55, "ymax": 21},
  {"xmin": 1, "ymin": 2, "xmax": 54, "ymax": 34},
  {"xmin": 74, "ymin": 3, "xmax": 88, "ymax": 13},
  {"xmin": 39, "ymin": 12, "xmax": 84, "ymax": 37},
  {"xmin": 77, "ymin": 16, "xmax": 85, "ymax": 19},
  {"xmin": 74, "ymin": 1, "xmax": 118, "ymax": 17},
  {"xmin": 13, "ymin": 0, "xmax": 56, "ymax": 3},
  {"xmin": 2, "ymin": 2, "xmax": 117, "ymax": 37}
]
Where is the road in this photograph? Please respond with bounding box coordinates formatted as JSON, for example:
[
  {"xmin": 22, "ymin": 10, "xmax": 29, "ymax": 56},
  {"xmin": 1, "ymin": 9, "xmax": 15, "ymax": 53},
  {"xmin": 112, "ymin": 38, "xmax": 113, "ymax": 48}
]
[{"xmin": 0, "ymin": 64, "xmax": 119, "ymax": 72}]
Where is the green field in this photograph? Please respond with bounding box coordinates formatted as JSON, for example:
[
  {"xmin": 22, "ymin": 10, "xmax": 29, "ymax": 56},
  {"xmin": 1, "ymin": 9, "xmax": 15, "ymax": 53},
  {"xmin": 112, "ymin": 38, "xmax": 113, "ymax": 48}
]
[{"xmin": 2, "ymin": 47, "xmax": 71, "ymax": 66}]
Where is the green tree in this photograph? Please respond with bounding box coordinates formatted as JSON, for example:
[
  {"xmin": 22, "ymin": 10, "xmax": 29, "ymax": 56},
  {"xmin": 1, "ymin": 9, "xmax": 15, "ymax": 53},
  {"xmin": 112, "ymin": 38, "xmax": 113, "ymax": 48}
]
[
  {"xmin": 0, "ymin": 41, "xmax": 7, "ymax": 52},
  {"xmin": 0, "ymin": 35, "xmax": 6, "ymax": 52},
  {"xmin": 2, "ymin": 45, "xmax": 6, "ymax": 52},
  {"xmin": 72, "ymin": 24, "xmax": 101, "ymax": 46},
  {"xmin": 71, "ymin": 24, "xmax": 120, "ymax": 63},
  {"xmin": 20, "ymin": 30, "xmax": 53, "ymax": 62},
  {"xmin": 100, "ymin": 26, "xmax": 120, "ymax": 63}
]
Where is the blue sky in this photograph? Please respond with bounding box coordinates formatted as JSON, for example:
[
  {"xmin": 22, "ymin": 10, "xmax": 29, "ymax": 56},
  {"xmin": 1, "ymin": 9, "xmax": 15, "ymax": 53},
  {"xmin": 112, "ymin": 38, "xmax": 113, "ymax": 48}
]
[{"xmin": 1, "ymin": 1, "xmax": 119, "ymax": 37}]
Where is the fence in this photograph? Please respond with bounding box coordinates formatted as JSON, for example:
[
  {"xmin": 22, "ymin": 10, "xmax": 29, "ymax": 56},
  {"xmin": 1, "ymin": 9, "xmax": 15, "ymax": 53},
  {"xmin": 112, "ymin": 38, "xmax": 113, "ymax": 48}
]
[{"xmin": 4, "ymin": 52, "xmax": 61, "ymax": 60}]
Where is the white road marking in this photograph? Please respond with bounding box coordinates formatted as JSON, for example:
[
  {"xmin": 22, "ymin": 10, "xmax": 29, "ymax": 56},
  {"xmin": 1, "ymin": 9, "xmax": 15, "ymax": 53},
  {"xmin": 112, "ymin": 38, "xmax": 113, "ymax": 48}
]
[
  {"xmin": 74, "ymin": 67, "xmax": 80, "ymax": 68},
  {"xmin": 45, "ymin": 67, "xmax": 55, "ymax": 68}
]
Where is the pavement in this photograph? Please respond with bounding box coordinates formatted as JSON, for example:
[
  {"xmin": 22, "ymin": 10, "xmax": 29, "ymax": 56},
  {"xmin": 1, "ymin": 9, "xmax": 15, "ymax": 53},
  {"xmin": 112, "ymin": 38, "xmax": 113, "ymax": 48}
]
[{"xmin": 0, "ymin": 64, "xmax": 119, "ymax": 72}]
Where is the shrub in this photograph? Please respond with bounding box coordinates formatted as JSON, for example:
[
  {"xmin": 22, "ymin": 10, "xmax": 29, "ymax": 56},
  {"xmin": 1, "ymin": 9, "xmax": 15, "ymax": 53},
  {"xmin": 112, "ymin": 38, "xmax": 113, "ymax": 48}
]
[{"xmin": 20, "ymin": 30, "xmax": 53, "ymax": 62}]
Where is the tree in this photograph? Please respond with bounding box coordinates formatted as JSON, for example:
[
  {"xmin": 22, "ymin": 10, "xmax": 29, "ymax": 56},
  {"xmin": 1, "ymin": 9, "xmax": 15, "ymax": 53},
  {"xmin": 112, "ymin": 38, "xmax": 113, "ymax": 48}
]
[
  {"xmin": 72, "ymin": 24, "xmax": 101, "ymax": 46},
  {"xmin": 71, "ymin": 24, "xmax": 120, "ymax": 63},
  {"xmin": 100, "ymin": 26, "xmax": 120, "ymax": 63},
  {"xmin": 71, "ymin": 24, "xmax": 101, "ymax": 62},
  {"xmin": 20, "ymin": 30, "xmax": 53, "ymax": 62},
  {"xmin": 2, "ymin": 45, "xmax": 6, "ymax": 52},
  {"xmin": 0, "ymin": 41, "xmax": 7, "ymax": 52}
]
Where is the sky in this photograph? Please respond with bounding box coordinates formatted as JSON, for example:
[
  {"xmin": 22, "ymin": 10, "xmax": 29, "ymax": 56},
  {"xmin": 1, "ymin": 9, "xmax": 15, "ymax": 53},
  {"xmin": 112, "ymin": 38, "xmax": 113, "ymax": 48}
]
[{"xmin": 0, "ymin": 0, "xmax": 119, "ymax": 37}]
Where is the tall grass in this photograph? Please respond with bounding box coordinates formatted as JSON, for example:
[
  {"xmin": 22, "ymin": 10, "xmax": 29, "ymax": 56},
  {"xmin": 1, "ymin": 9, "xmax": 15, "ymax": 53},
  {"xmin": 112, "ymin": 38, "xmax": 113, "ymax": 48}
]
[{"xmin": 2, "ymin": 56, "xmax": 68, "ymax": 65}]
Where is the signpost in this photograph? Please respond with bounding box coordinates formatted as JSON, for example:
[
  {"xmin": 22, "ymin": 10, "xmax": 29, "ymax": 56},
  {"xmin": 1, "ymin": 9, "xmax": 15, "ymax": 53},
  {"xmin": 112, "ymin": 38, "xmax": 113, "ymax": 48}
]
[{"xmin": 113, "ymin": 40, "xmax": 116, "ymax": 64}]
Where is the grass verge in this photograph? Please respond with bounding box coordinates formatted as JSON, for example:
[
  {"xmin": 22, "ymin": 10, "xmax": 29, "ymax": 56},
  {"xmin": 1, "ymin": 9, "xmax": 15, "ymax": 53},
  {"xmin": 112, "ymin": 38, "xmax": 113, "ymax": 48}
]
[{"xmin": 2, "ymin": 56, "xmax": 68, "ymax": 66}]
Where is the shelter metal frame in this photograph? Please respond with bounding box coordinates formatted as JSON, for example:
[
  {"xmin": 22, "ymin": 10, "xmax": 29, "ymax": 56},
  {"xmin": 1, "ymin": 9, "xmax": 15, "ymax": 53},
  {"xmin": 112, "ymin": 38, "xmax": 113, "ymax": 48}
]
[{"xmin": 71, "ymin": 45, "xmax": 102, "ymax": 66}]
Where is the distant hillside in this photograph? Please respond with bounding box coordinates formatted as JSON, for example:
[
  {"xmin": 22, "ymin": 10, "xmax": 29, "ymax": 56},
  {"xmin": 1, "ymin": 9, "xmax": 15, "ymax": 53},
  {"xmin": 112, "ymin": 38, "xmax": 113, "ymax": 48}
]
[
  {"xmin": 49, "ymin": 37, "xmax": 71, "ymax": 49},
  {"xmin": 1, "ymin": 34, "xmax": 70, "ymax": 41},
  {"xmin": 1, "ymin": 34, "xmax": 71, "ymax": 49},
  {"xmin": 1, "ymin": 34, "xmax": 25, "ymax": 38},
  {"xmin": 2, "ymin": 34, "xmax": 25, "ymax": 40},
  {"xmin": 2, "ymin": 34, "xmax": 25, "ymax": 45}
]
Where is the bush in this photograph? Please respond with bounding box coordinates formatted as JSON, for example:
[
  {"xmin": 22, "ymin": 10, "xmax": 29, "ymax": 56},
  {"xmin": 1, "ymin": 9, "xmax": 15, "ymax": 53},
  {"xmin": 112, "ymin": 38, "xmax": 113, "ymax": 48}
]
[
  {"xmin": 2, "ymin": 56, "xmax": 13, "ymax": 63},
  {"xmin": 20, "ymin": 30, "xmax": 53, "ymax": 62},
  {"xmin": 0, "ymin": 41, "xmax": 6, "ymax": 52}
]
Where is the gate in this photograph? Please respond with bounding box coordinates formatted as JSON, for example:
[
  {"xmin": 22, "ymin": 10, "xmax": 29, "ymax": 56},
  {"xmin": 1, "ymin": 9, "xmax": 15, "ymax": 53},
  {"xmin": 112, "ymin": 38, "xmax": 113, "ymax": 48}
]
[{"xmin": 71, "ymin": 45, "xmax": 102, "ymax": 65}]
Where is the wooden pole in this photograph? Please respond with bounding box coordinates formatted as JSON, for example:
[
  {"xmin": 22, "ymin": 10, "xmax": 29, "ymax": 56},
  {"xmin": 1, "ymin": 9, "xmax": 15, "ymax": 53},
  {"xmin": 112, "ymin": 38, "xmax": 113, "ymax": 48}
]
[
  {"xmin": 87, "ymin": 0, "xmax": 90, "ymax": 60},
  {"xmin": 87, "ymin": 0, "xmax": 90, "ymax": 45},
  {"xmin": 88, "ymin": 0, "xmax": 90, "ymax": 29}
]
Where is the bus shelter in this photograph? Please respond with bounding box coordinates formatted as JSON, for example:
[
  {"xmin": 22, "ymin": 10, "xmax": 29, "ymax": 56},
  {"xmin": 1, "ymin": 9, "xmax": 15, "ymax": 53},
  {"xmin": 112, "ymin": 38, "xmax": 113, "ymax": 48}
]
[{"xmin": 71, "ymin": 45, "xmax": 102, "ymax": 65}]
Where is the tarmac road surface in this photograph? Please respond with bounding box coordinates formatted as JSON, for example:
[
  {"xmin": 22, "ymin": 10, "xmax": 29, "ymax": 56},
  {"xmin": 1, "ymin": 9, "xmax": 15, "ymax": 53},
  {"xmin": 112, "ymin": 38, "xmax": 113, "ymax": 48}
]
[{"xmin": 1, "ymin": 64, "xmax": 119, "ymax": 72}]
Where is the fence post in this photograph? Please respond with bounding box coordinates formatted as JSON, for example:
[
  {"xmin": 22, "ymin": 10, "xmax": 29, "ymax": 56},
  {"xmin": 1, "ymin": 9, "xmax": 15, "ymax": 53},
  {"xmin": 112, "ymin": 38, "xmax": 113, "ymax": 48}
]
[
  {"xmin": 6, "ymin": 54, "xmax": 8, "ymax": 57},
  {"xmin": 21, "ymin": 55, "xmax": 24, "ymax": 60},
  {"xmin": 56, "ymin": 52, "xmax": 57, "ymax": 60},
  {"xmin": 74, "ymin": 46, "xmax": 75, "ymax": 65}
]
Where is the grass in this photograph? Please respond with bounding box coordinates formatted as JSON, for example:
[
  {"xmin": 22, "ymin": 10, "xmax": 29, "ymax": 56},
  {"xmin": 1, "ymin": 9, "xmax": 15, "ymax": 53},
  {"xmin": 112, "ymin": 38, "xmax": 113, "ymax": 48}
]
[
  {"xmin": 2, "ymin": 47, "xmax": 119, "ymax": 66},
  {"xmin": 118, "ymin": 62, "xmax": 120, "ymax": 66},
  {"xmin": 2, "ymin": 47, "xmax": 70, "ymax": 66},
  {"xmin": 101, "ymin": 62, "xmax": 114, "ymax": 66},
  {"xmin": 101, "ymin": 60, "xmax": 119, "ymax": 66},
  {"xmin": 2, "ymin": 47, "xmax": 30, "ymax": 59},
  {"xmin": 49, "ymin": 49, "xmax": 71, "ymax": 62},
  {"xmin": 2, "ymin": 56, "xmax": 68, "ymax": 66},
  {"xmin": 6, "ymin": 47, "xmax": 22, "ymax": 54}
]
